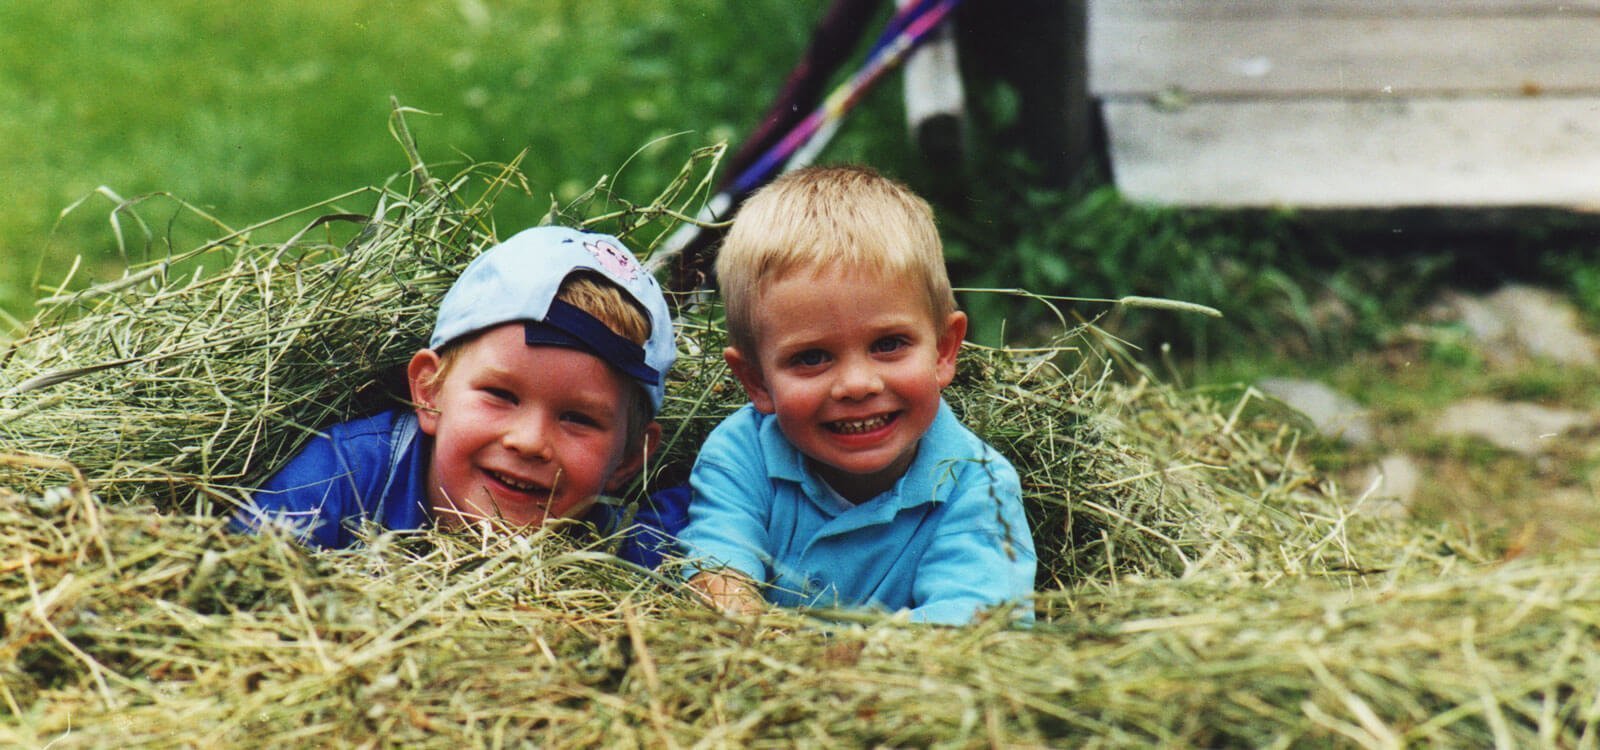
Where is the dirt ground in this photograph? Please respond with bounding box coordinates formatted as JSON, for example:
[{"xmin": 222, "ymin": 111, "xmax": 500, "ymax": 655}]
[{"xmin": 1256, "ymin": 283, "xmax": 1600, "ymax": 558}]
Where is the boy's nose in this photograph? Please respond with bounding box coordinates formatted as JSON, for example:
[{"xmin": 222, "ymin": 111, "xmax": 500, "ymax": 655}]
[
  {"xmin": 831, "ymin": 360, "xmax": 883, "ymax": 401},
  {"xmin": 502, "ymin": 416, "xmax": 554, "ymax": 459}
]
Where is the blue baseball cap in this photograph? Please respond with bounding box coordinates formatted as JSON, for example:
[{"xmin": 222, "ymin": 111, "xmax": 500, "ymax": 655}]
[{"xmin": 430, "ymin": 226, "xmax": 676, "ymax": 413}]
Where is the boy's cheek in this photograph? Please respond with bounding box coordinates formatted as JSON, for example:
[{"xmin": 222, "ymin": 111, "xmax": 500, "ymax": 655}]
[{"xmin": 604, "ymin": 421, "xmax": 662, "ymax": 492}]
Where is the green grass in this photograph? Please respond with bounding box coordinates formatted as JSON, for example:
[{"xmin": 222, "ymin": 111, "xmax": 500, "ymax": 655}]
[
  {"xmin": 8, "ymin": 1, "xmax": 1598, "ymax": 359},
  {"xmin": 0, "ymin": 1, "xmax": 913, "ymax": 320},
  {"xmin": 0, "ymin": 1, "xmax": 1419, "ymax": 355}
]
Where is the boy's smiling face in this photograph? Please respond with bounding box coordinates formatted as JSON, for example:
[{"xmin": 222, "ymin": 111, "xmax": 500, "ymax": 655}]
[
  {"xmin": 408, "ymin": 322, "xmax": 651, "ymax": 529},
  {"xmin": 726, "ymin": 265, "xmax": 966, "ymax": 502}
]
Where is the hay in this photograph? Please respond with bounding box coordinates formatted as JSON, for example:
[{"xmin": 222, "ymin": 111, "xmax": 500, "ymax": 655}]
[
  {"xmin": 6, "ymin": 127, "xmax": 1571, "ymax": 746},
  {"xmin": 0, "ymin": 128, "xmax": 1413, "ymax": 589},
  {"xmin": 4, "ymin": 483, "xmax": 1598, "ymax": 747},
  {"xmin": 0, "ymin": 126, "xmax": 723, "ymax": 516},
  {"xmin": 0, "ymin": 169, "xmax": 483, "ymax": 511}
]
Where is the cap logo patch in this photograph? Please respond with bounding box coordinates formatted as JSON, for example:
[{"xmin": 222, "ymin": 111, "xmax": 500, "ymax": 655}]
[{"xmin": 586, "ymin": 239, "xmax": 641, "ymax": 281}]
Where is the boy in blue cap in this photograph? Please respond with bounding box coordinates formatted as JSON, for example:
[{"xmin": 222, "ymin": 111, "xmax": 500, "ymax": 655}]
[
  {"xmin": 677, "ymin": 165, "xmax": 1036, "ymax": 625},
  {"xmin": 234, "ymin": 226, "xmax": 684, "ymax": 566}
]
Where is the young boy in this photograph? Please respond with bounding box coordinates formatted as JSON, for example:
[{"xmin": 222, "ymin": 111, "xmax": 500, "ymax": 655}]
[
  {"xmin": 234, "ymin": 225, "xmax": 684, "ymax": 567},
  {"xmin": 677, "ymin": 165, "xmax": 1036, "ymax": 625}
]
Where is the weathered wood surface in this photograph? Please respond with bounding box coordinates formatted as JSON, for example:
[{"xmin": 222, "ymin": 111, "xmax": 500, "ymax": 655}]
[
  {"xmin": 1095, "ymin": 1, "xmax": 1600, "ymax": 19},
  {"xmin": 1092, "ymin": 18, "xmax": 1600, "ymax": 97},
  {"xmin": 1103, "ymin": 98, "xmax": 1600, "ymax": 209},
  {"xmin": 1090, "ymin": 0, "xmax": 1600, "ymax": 208}
]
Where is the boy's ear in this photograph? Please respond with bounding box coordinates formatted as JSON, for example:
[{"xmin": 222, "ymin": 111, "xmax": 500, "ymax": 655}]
[
  {"xmin": 606, "ymin": 420, "xmax": 663, "ymax": 492},
  {"xmin": 934, "ymin": 311, "xmax": 968, "ymax": 388},
  {"xmin": 724, "ymin": 346, "xmax": 775, "ymax": 414},
  {"xmin": 407, "ymin": 349, "xmax": 443, "ymax": 435}
]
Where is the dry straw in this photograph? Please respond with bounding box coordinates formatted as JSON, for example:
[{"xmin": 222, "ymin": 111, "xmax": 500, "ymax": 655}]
[
  {"xmin": 4, "ymin": 477, "xmax": 1598, "ymax": 747},
  {"xmin": 8, "ymin": 115, "xmax": 1589, "ymax": 746}
]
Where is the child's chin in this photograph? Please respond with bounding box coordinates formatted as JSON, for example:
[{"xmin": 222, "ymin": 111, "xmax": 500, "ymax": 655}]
[
  {"xmin": 445, "ymin": 497, "xmax": 549, "ymax": 530},
  {"xmin": 463, "ymin": 490, "xmax": 597, "ymax": 528},
  {"xmin": 492, "ymin": 504, "xmax": 553, "ymax": 529}
]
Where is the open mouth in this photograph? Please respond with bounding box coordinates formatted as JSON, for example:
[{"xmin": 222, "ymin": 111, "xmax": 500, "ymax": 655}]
[
  {"xmin": 827, "ymin": 412, "xmax": 898, "ymax": 435},
  {"xmin": 486, "ymin": 468, "xmax": 551, "ymax": 496}
]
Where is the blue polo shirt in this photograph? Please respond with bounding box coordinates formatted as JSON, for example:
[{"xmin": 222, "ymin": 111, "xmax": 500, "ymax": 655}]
[
  {"xmin": 233, "ymin": 410, "xmax": 686, "ymax": 568},
  {"xmin": 678, "ymin": 401, "xmax": 1036, "ymax": 625}
]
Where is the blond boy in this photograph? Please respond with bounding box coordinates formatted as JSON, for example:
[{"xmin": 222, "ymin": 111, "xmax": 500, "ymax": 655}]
[
  {"xmin": 237, "ymin": 226, "xmax": 685, "ymax": 566},
  {"xmin": 678, "ymin": 165, "xmax": 1036, "ymax": 624}
]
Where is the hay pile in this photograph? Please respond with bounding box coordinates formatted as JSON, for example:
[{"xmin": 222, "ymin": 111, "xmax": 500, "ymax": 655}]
[
  {"xmin": 0, "ymin": 141, "xmax": 717, "ymax": 515},
  {"xmin": 6, "ymin": 457, "xmax": 1599, "ymax": 747},
  {"xmin": 6, "ymin": 140, "xmax": 1596, "ymax": 746},
  {"xmin": 0, "ymin": 137, "xmax": 1404, "ymax": 590}
]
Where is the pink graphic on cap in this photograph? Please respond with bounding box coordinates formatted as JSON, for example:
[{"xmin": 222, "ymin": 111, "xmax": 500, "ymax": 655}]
[{"xmin": 586, "ymin": 239, "xmax": 640, "ymax": 281}]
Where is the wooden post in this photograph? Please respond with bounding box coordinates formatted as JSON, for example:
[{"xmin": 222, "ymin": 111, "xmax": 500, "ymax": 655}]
[
  {"xmin": 900, "ymin": 0, "xmax": 969, "ymax": 171},
  {"xmin": 956, "ymin": 0, "xmax": 1092, "ymax": 187}
]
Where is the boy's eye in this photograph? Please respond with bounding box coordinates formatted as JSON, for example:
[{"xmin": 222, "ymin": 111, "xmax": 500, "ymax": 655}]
[
  {"xmin": 483, "ymin": 387, "xmax": 518, "ymax": 404},
  {"xmin": 789, "ymin": 350, "xmax": 828, "ymax": 367},
  {"xmin": 560, "ymin": 411, "xmax": 600, "ymax": 428},
  {"xmin": 871, "ymin": 336, "xmax": 909, "ymax": 354}
]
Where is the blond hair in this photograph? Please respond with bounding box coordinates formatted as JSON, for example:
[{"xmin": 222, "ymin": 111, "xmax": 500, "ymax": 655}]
[
  {"xmin": 714, "ymin": 164, "xmax": 956, "ymax": 354},
  {"xmin": 429, "ymin": 272, "xmax": 654, "ymax": 446}
]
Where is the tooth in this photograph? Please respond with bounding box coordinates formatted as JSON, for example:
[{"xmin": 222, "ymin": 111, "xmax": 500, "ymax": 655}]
[
  {"xmin": 833, "ymin": 415, "xmax": 887, "ymax": 434},
  {"xmin": 492, "ymin": 471, "xmax": 539, "ymax": 491}
]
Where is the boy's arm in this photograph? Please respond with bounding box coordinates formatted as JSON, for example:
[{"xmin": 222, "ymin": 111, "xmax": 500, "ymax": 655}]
[
  {"xmin": 676, "ymin": 411, "xmax": 777, "ymax": 597},
  {"xmin": 909, "ymin": 457, "xmax": 1037, "ymax": 626},
  {"xmin": 233, "ymin": 427, "xmax": 366, "ymax": 549}
]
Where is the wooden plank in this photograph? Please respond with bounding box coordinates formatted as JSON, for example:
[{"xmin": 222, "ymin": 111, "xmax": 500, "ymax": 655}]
[
  {"xmin": 1093, "ymin": 0, "xmax": 1600, "ymax": 20},
  {"xmin": 1101, "ymin": 98, "xmax": 1600, "ymax": 208},
  {"xmin": 1091, "ymin": 16, "xmax": 1600, "ymax": 97}
]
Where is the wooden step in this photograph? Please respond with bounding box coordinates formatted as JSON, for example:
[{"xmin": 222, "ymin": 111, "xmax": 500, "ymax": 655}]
[{"xmin": 1089, "ymin": 0, "xmax": 1600, "ymax": 208}]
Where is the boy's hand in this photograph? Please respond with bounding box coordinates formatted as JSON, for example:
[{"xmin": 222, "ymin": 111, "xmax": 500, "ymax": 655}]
[{"xmin": 689, "ymin": 571, "xmax": 764, "ymax": 617}]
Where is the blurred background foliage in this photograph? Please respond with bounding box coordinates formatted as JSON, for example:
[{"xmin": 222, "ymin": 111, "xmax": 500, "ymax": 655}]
[
  {"xmin": 5, "ymin": 1, "xmax": 1600, "ymax": 361},
  {"xmin": 0, "ymin": 1, "xmax": 828, "ymax": 316}
]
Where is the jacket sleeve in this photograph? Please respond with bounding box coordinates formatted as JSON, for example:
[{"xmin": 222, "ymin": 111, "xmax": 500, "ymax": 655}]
[
  {"xmin": 908, "ymin": 453, "xmax": 1036, "ymax": 625},
  {"xmin": 232, "ymin": 423, "xmax": 379, "ymax": 549},
  {"xmin": 608, "ymin": 485, "xmax": 693, "ymax": 569}
]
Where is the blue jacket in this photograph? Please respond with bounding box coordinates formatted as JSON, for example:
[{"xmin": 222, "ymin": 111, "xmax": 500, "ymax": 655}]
[
  {"xmin": 234, "ymin": 410, "xmax": 687, "ymax": 568},
  {"xmin": 677, "ymin": 401, "xmax": 1036, "ymax": 625}
]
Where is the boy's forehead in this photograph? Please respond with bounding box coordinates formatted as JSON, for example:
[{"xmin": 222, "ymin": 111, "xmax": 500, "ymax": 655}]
[
  {"xmin": 769, "ymin": 258, "xmax": 890, "ymax": 285},
  {"xmin": 755, "ymin": 268, "xmax": 940, "ymax": 330},
  {"xmin": 768, "ymin": 261, "xmax": 933, "ymax": 301}
]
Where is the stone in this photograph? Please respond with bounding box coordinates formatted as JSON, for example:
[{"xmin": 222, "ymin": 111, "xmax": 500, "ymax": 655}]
[
  {"xmin": 1349, "ymin": 453, "xmax": 1421, "ymax": 519},
  {"xmin": 1430, "ymin": 284, "xmax": 1599, "ymax": 367},
  {"xmin": 1432, "ymin": 398, "xmax": 1594, "ymax": 455},
  {"xmin": 1440, "ymin": 289, "xmax": 1509, "ymax": 344},
  {"xmin": 1485, "ymin": 284, "xmax": 1600, "ymax": 367},
  {"xmin": 1374, "ymin": 453, "xmax": 1421, "ymax": 504},
  {"xmin": 1255, "ymin": 377, "xmax": 1375, "ymax": 446}
]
